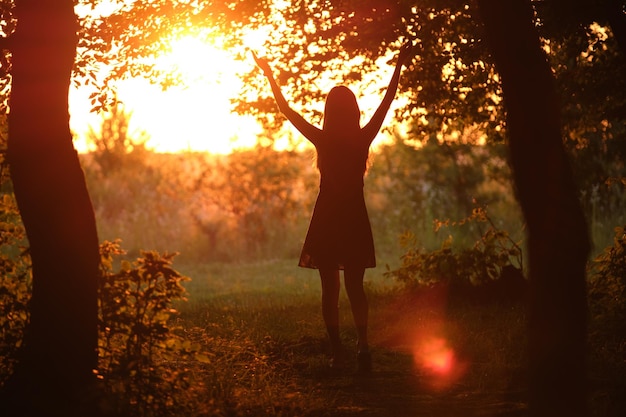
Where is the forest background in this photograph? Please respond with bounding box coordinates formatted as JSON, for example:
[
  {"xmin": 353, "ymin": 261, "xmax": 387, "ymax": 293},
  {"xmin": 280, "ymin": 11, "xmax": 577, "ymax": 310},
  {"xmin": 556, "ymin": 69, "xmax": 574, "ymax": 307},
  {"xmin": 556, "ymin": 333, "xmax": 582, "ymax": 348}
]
[{"xmin": 77, "ymin": 103, "xmax": 621, "ymax": 267}]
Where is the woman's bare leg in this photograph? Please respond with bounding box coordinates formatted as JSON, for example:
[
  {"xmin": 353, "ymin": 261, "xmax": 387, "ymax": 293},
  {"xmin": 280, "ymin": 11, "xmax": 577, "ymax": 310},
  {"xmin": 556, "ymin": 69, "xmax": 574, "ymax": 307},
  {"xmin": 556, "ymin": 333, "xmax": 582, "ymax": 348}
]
[
  {"xmin": 344, "ymin": 266, "xmax": 369, "ymax": 352},
  {"xmin": 319, "ymin": 268, "xmax": 343, "ymax": 362}
]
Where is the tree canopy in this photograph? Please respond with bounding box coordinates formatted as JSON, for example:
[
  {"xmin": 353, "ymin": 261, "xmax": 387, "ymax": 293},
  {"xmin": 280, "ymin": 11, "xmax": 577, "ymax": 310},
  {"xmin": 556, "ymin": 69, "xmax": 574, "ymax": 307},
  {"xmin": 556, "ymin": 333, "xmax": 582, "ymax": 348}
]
[{"xmin": 1, "ymin": 1, "xmax": 624, "ymax": 166}]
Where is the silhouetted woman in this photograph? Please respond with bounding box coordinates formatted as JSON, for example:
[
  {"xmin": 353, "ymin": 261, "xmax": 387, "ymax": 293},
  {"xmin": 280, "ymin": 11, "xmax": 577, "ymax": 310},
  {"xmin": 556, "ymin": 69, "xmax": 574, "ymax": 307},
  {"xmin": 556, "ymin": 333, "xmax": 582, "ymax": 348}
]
[{"xmin": 254, "ymin": 43, "xmax": 412, "ymax": 372}]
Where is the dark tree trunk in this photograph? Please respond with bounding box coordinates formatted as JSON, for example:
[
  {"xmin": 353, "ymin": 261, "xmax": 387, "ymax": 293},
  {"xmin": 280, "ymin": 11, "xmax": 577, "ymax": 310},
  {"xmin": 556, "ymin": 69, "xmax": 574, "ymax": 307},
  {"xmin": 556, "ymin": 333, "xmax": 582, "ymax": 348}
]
[
  {"xmin": 605, "ymin": 0, "xmax": 626, "ymax": 57},
  {"xmin": 477, "ymin": 1, "xmax": 590, "ymax": 417},
  {"xmin": 1, "ymin": 1, "xmax": 100, "ymax": 416}
]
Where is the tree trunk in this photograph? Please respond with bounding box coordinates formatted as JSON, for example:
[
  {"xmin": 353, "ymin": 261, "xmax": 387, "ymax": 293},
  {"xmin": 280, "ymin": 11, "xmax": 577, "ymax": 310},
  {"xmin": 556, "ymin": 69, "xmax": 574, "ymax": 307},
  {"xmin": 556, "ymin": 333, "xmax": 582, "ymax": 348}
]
[
  {"xmin": 1, "ymin": 1, "xmax": 100, "ymax": 415},
  {"xmin": 605, "ymin": 0, "xmax": 626, "ymax": 58},
  {"xmin": 477, "ymin": 1, "xmax": 590, "ymax": 417}
]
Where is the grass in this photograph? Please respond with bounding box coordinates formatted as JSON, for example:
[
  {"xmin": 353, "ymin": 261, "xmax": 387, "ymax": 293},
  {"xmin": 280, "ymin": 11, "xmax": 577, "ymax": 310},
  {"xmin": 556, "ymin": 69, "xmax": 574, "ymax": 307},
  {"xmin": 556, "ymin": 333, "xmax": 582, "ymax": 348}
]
[
  {"xmin": 167, "ymin": 258, "xmax": 532, "ymax": 417},
  {"xmin": 166, "ymin": 257, "xmax": 626, "ymax": 417}
]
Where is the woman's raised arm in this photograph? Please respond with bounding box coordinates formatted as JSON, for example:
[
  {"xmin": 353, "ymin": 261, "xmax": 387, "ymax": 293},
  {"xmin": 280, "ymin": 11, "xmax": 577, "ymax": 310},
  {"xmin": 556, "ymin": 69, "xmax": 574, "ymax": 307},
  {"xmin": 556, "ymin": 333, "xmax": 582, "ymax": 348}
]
[
  {"xmin": 361, "ymin": 42, "xmax": 413, "ymax": 143},
  {"xmin": 252, "ymin": 52, "xmax": 323, "ymax": 145}
]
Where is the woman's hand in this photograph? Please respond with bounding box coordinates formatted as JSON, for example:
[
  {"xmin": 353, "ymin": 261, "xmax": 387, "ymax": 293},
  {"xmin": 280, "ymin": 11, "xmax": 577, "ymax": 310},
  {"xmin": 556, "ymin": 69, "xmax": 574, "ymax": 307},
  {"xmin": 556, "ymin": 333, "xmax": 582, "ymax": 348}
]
[
  {"xmin": 251, "ymin": 50, "xmax": 272, "ymax": 76},
  {"xmin": 397, "ymin": 40, "xmax": 414, "ymax": 67}
]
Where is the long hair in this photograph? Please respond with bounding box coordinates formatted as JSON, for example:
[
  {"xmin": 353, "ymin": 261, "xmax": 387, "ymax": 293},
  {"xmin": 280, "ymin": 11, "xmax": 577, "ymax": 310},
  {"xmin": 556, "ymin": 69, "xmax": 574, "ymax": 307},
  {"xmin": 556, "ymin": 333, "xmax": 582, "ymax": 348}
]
[
  {"xmin": 317, "ymin": 86, "xmax": 368, "ymax": 175},
  {"xmin": 322, "ymin": 86, "xmax": 360, "ymax": 134}
]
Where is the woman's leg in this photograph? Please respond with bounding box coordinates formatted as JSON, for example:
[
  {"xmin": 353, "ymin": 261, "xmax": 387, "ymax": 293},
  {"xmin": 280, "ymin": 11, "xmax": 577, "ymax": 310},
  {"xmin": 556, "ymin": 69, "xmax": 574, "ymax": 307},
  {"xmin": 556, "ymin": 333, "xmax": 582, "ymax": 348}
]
[
  {"xmin": 344, "ymin": 266, "xmax": 369, "ymax": 352},
  {"xmin": 319, "ymin": 268, "xmax": 343, "ymax": 359},
  {"xmin": 345, "ymin": 266, "xmax": 372, "ymax": 372}
]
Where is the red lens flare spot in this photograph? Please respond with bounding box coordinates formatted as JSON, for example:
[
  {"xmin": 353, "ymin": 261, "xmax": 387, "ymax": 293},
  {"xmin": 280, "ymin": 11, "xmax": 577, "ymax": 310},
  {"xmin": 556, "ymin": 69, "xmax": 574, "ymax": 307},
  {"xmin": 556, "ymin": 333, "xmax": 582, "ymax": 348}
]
[
  {"xmin": 419, "ymin": 337, "xmax": 455, "ymax": 375},
  {"xmin": 413, "ymin": 335, "xmax": 468, "ymax": 391}
]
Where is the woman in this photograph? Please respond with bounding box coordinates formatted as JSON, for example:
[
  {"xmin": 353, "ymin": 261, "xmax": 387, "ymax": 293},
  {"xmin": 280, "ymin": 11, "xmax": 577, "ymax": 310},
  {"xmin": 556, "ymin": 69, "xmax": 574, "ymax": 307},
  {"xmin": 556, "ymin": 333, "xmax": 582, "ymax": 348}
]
[{"xmin": 253, "ymin": 42, "xmax": 412, "ymax": 372}]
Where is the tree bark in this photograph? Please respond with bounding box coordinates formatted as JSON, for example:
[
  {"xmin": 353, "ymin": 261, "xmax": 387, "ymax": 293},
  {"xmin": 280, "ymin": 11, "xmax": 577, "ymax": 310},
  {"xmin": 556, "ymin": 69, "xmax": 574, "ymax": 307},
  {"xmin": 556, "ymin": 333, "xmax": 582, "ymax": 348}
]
[
  {"xmin": 477, "ymin": 1, "xmax": 590, "ymax": 417},
  {"xmin": 1, "ymin": 1, "xmax": 100, "ymax": 415},
  {"xmin": 605, "ymin": 0, "xmax": 626, "ymax": 58}
]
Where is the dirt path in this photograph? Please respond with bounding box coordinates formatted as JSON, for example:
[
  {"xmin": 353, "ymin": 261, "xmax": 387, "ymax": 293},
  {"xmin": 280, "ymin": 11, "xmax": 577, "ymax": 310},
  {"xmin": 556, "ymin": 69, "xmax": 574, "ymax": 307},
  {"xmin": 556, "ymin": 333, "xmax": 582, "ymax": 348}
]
[
  {"xmin": 274, "ymin": 290, "xmax": 531, "ymax": 417},
  {"xmin": 319, "ymin": 370, "xmax": 528, "ymax": 417},
  {"xmin": 290, "ymin": 343, "xmax": 528, "ymax": 417}
]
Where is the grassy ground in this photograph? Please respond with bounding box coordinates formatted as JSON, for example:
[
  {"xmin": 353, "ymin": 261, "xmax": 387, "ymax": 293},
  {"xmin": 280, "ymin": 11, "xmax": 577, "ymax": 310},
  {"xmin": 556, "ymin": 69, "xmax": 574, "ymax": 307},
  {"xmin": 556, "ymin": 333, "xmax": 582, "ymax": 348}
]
[{"xmin": 172, "ymin": 259, "xmax": 532, "ymax": 417}]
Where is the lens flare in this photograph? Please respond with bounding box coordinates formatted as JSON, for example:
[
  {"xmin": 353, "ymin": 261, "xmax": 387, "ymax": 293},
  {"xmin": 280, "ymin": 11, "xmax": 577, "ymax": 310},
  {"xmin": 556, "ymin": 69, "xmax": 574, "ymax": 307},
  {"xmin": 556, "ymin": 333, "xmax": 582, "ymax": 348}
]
[
  {"xmin": 411, "ymin": 326, "xmax": 468, "ymax": 391},
  {"xmin": 417, "ymin": 336, "xmax": 455, "ymax": 375}
]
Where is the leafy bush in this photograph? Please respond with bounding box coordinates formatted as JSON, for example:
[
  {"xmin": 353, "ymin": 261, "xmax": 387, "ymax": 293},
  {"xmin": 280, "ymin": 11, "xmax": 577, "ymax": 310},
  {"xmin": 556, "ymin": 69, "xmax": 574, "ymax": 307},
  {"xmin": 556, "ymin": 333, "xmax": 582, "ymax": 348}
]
[
  {"xmin": 0, "ymin": 141, "xmax": 31, "ymax": 384},
  {"xmin": 386, "ymin": 205, "xmax": 525, "ymax": 301},
  {"xmin": 97, "ymin": 240, "xmax": 208, "ymax": 417},
  {"xmin": 0, "ymin": 232, "xmax": 208, "ymax": 416},
  {"xmin": 588, "ymin": 225, "xmax": 626, "ymax": 338},
  {"xmin": 0, "ymin": 188, "xmax": 31, "ymax": 386}
]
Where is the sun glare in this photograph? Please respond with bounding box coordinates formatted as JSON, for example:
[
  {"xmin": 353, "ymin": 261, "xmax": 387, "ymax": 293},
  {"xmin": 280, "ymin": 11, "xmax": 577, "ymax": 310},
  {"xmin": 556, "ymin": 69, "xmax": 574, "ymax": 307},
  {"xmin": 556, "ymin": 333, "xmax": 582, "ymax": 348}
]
[
  {"xmin": 69, "ymin": 20, "xmax": 404, "ymax": 155},
  {"xmin": 242, "ymin": 26, "xmax": 272, "ymax": 52},
  {"xmin": 158, "ymin": 36, "xmax": 235, "ymax": 84},
  {"xmin": 71, "ymin": 32, "xmax": 264, "ymax": 154}
]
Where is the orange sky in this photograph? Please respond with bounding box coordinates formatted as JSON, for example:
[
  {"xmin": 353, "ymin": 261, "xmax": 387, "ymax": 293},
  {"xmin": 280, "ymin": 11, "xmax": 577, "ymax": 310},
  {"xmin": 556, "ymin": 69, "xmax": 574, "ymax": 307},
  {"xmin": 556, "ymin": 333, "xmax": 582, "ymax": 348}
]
[{"xmin": 68, "ymin": 16, "xmax": 408, "ymax": 154}]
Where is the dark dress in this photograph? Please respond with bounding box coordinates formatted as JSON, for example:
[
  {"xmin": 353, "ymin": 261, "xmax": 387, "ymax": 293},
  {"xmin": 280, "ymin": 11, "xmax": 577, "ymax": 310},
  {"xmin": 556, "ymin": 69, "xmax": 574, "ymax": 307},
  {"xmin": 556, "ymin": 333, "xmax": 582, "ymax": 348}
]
[{"xmin": 298, "ymin": 132, "xmax": 376, "ymax": 270}]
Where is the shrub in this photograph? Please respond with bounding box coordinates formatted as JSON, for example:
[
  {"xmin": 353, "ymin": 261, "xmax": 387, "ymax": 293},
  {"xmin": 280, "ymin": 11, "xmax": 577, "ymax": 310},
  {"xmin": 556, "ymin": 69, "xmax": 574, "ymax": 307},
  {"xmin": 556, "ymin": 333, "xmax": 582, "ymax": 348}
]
[
  {"xmin": 386, "ymin": 205, "xmax": 525, "ymax": 301},
  {"xmin": 0, "ymin": 145, "xmax": 31, "ymax": 384},
  {"xmin": 0, "ymin": 192, "xmax": 31, "ymax": 386},
  {"xmin": 97, "ymin": 240, "xmax": 208, "ymax": 417},
  {"xmin": 588, "ymin": 225, "xmax": 626, "ymax": 337},
  {"xmin": 0, "ymin": 233, "xmax": 208, "ymax": 416}
]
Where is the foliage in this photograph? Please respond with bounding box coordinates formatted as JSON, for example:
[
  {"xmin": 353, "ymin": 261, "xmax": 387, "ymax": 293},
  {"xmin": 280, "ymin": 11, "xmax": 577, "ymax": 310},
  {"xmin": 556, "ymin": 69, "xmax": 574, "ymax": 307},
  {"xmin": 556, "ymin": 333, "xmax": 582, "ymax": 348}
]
[
  {"xmin": 2, "ymin": 1, "xmax": 625, "ymax": 169},
  {"xmin": 240, "ymin": 0, "xmax": 626, "ymax": 244},
  {"xmin": 13, "ymin": 0, "xmax": 610, "ymax": 151},
  {"xmin": 386, "ymin": 205, "xmax": 525, "ymax": 299},
  {"xmin": 97, "ymin": 240, "xmax": 207, "ymax": 417},
  {"xmin": 588, "ymin": 225, "xmax": 626, "ymax": 336},
  {"xmin": 86, "ymin": 100, "xmax": 150, "ymax": 174},
  {"xmin": 586, "ymin": 224, "xmax": 626, "ymax": 417},
  {"xmin": 192, "ymin": 144, "xmax": 317, "ymax": 259},
  {"xmin": 78, "ymin": 100, "xmax": 320, "ymax": 261},
  {"xmin": 80, "ymin": 100, "xmax": 189, "ymax": 257},
  {"xmin": 0, "ymin": 1, "xmax": 15, "ymax": 114},
  {"xmin": 73, "ymin": 0, "xmax": 265, "ymax": 112},
  {"xmin": 0, "ymin": 193, "xmax": 209, "ymax": 416},
  {"xmin": 81, "ymin": 142, "xmax": 318, "ymax": 262},
  {"xmin": 233, "ymin": 0, "xmax": 505, "ymax": 141},
  {"xmin": 227, "ymin": 0, "xmax": 626, "ymax": 153},
  {"xmin": 81, "ymin": 138, "xmax": 620, "ymax": 266},
  {"xmin": 367, "ymin": 132, "xmax": 517, "ymax": 247},
  {"xmin": 0, "ymin": 141, "xmax": 31, "ymax": 386}
]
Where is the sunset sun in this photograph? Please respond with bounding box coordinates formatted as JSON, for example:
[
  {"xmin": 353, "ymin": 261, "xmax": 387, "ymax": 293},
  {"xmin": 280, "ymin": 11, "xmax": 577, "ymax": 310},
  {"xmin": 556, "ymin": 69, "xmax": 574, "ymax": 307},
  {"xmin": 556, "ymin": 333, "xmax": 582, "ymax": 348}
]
[
  {"xmin": 158, "ymin": 35, "xmax": 236, "ymax": 85},
  {"xmin": 70, "ymin": 32, "xmax": 263, "ymax": 154}
]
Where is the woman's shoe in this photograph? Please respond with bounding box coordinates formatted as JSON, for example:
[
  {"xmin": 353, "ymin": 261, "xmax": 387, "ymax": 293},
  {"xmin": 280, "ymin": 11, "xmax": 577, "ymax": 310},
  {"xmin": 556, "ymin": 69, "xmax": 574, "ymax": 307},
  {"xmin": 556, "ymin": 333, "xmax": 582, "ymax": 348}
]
[{"xmin": 356, "ymin": 350, "xmax": 372, "ymax": 373}]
